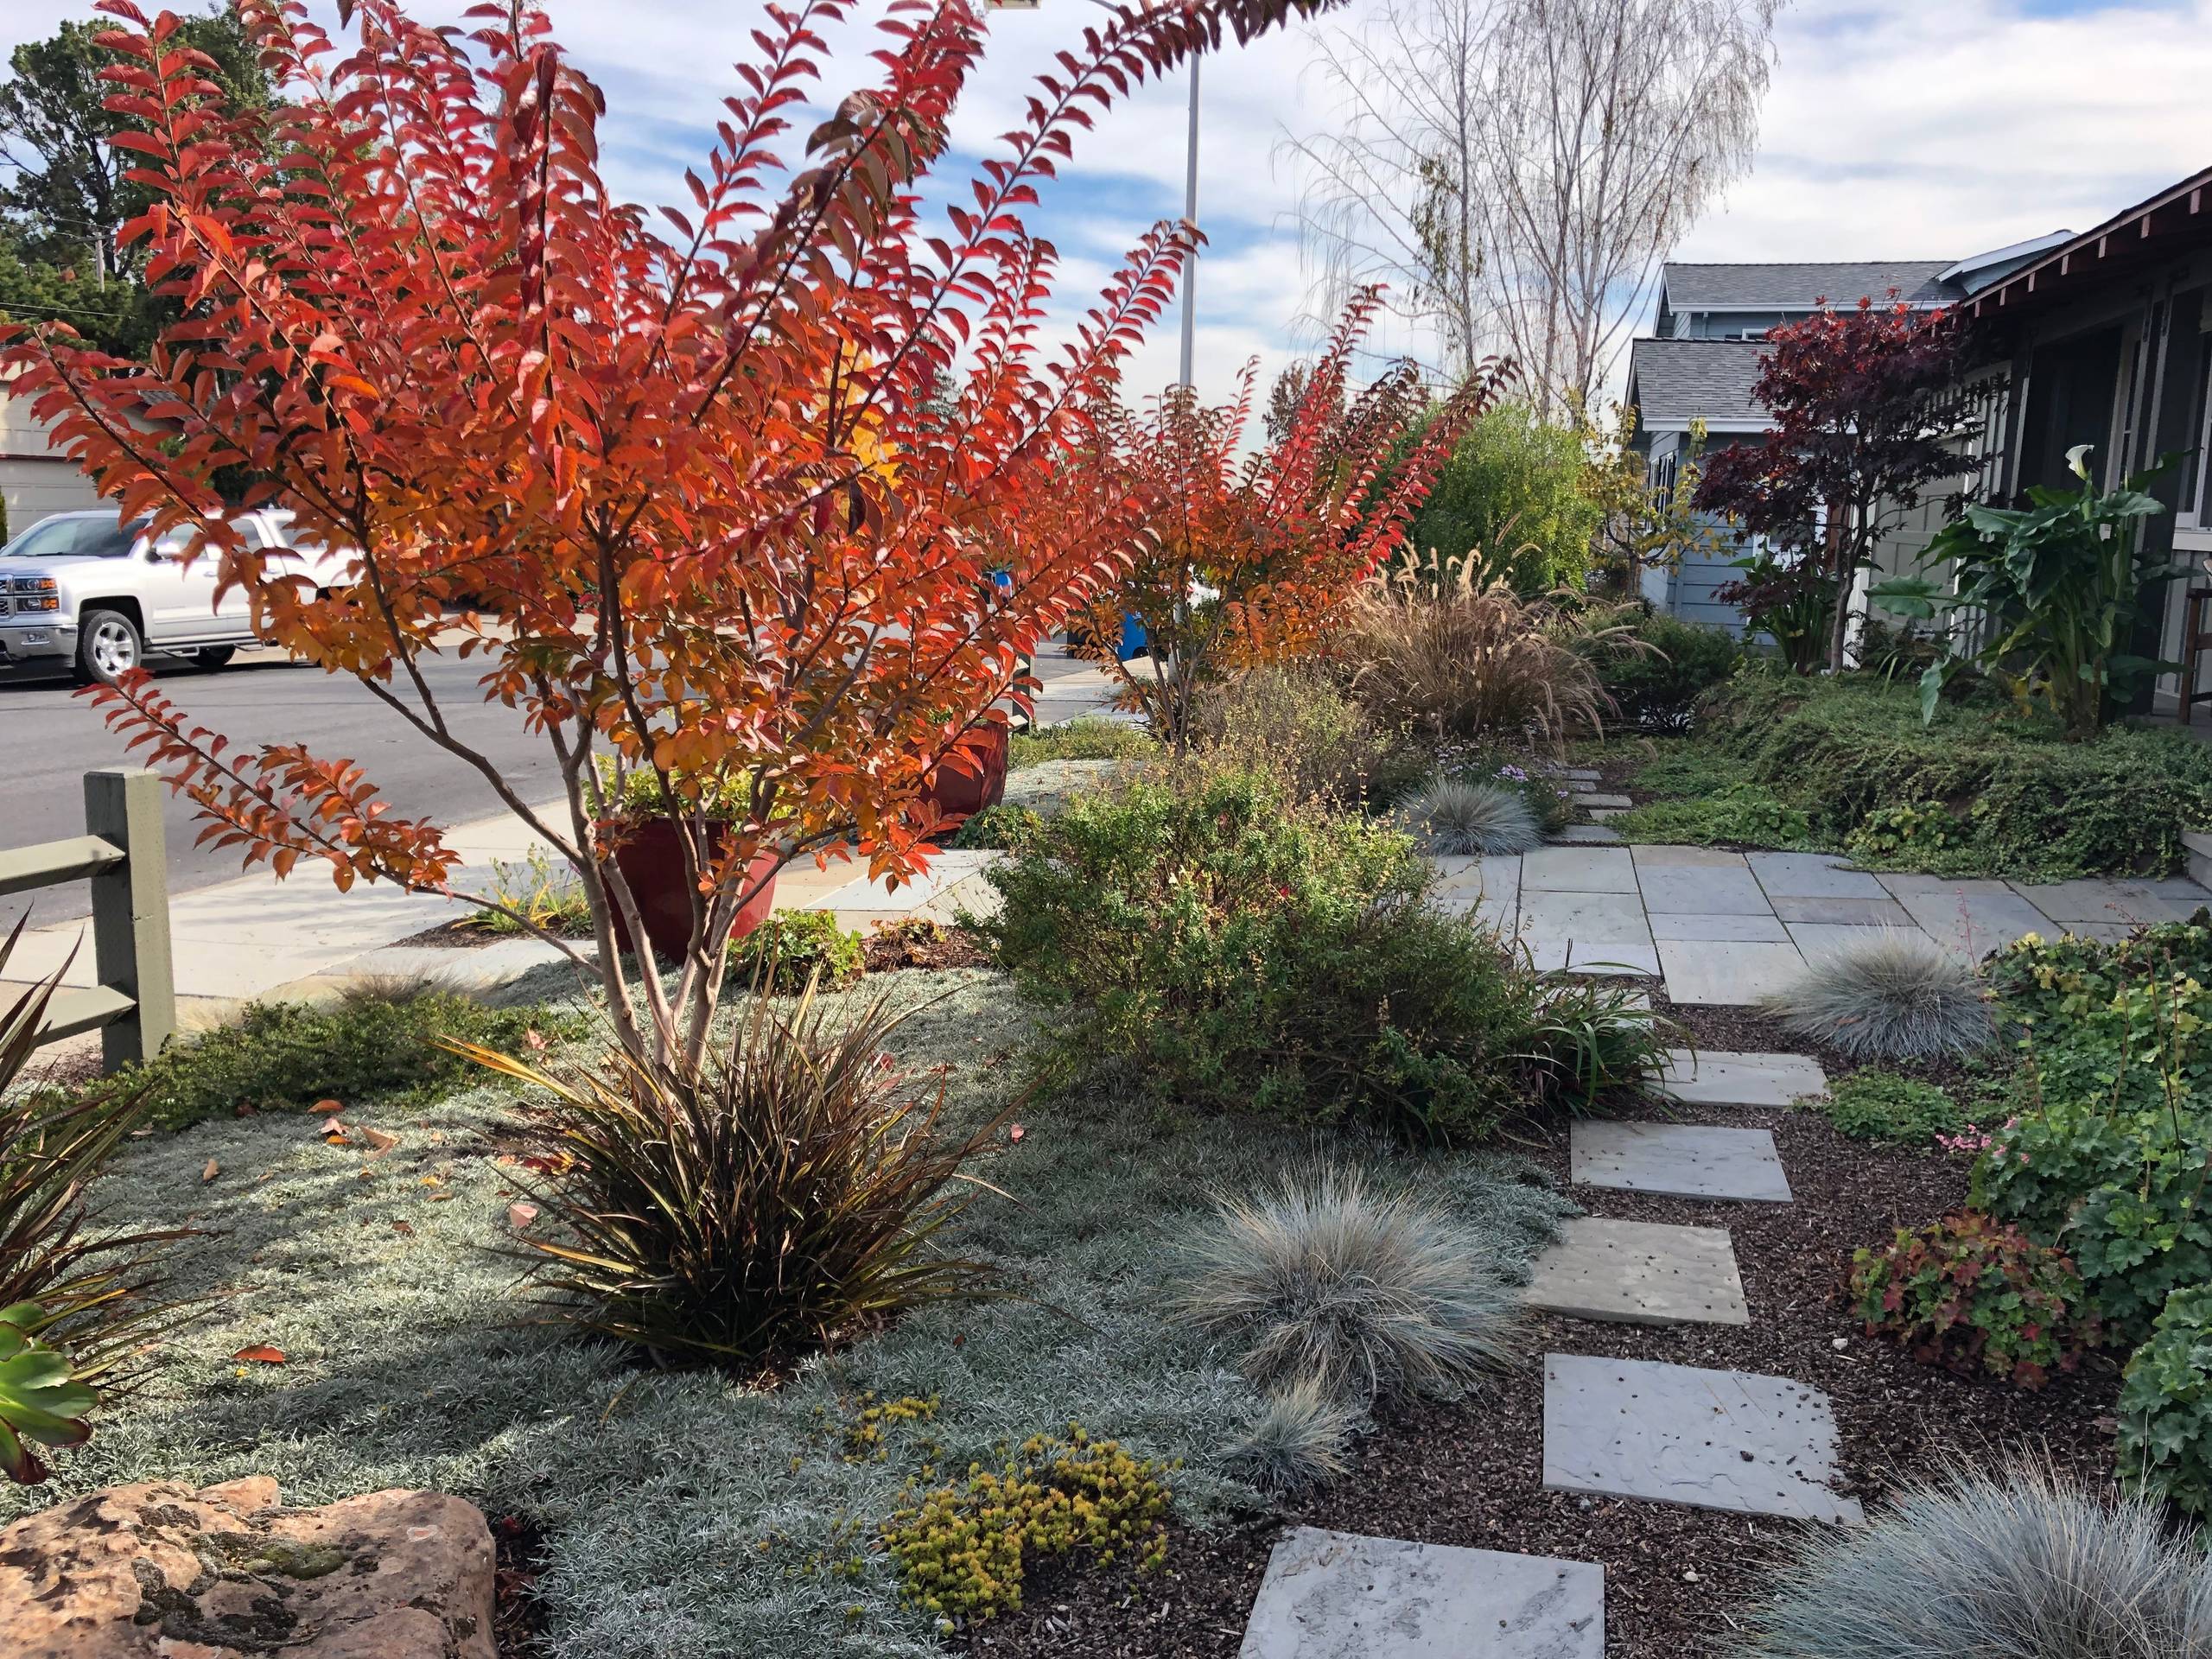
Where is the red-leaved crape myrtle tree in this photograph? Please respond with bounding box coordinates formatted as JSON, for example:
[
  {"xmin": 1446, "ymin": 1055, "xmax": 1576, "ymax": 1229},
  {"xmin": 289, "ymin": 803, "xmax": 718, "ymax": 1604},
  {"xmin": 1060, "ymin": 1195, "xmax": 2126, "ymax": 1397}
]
[
  {"xmin": 0, "ymin": 0, "xmax": 1347, "ymax": 1079},
  {"xmin": 1694, "ymin": 293, "xmax": 1971, "ymax": 672},
  {"xmin": 1085, "ymin": 289, "xmax": 1506, "ymax": 748}
]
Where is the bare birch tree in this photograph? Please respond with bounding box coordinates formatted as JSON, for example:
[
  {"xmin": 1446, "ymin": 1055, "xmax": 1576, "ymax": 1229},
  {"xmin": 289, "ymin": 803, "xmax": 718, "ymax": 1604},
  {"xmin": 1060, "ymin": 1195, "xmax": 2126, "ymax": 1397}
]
[{"xmin": 1286, "ymin": 0, "xmax": 1779, "ymax": 410}]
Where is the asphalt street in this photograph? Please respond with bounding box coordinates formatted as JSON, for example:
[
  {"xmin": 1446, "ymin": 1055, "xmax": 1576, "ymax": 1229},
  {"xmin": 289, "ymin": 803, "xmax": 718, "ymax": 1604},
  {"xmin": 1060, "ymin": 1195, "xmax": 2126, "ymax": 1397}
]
[
  {"xmin": 1, "ymin": 645, "xmax": 562, "ymax": 928},
  {"xmin": 1, "ymin": 637, "xmax": 1110, "ymax": 930}
]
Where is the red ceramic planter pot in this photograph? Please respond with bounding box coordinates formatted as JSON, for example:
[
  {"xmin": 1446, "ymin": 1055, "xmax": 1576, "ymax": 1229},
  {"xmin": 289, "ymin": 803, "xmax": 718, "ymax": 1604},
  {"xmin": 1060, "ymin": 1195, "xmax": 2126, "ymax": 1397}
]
[
  {"xmin": 607, "ymin": 817, "xmax": 780, "ymax": 963},
  {"xmin": 917, "ymin": 724, "xmax": 1008, "ymax": 828}
]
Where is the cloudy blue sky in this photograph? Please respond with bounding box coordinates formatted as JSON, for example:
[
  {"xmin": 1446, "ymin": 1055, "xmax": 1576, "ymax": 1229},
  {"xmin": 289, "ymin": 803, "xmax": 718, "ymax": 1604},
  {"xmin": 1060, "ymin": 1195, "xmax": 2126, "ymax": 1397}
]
[{"xmin": 7, "ymin": 0, "xmax": 2209, "ymax": 404}]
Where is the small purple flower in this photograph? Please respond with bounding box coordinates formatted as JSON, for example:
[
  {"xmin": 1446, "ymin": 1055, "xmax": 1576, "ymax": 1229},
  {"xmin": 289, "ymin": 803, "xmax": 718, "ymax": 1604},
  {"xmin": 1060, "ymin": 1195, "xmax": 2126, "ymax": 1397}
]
[{"xmin": 1497, "ymin": 765, "xmax": 1528, "ymax": 783}]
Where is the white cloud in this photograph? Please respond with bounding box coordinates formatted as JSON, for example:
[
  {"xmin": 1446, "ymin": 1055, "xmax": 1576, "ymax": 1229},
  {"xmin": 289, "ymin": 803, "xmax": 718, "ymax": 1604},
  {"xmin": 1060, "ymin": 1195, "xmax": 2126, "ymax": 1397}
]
[{"xmin": 5, "ymin": 0, "xmax": 2207, "ymax": 394}]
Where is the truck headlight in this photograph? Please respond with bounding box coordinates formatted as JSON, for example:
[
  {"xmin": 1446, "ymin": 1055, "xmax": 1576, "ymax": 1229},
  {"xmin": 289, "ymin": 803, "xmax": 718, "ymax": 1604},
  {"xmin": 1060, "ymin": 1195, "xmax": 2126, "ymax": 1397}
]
[{"xmin": 8, "ymin": 577, "xmax": 59, "ymax": 613}]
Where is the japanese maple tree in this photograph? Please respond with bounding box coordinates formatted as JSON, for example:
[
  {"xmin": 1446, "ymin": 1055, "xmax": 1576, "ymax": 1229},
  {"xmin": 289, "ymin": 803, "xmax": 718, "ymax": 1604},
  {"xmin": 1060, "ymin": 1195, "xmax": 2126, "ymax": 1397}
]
[
  {"xmin": 1080, "ymin": 289, "xmax": 1503, "ymax": 747},
  {"xmin": 0, "ymin": 0, "xmax": 1350, "ymax": 1081},
  {"xmin": 1694, "ymin": 295, "xmax": 1971, "ymax": 671}
]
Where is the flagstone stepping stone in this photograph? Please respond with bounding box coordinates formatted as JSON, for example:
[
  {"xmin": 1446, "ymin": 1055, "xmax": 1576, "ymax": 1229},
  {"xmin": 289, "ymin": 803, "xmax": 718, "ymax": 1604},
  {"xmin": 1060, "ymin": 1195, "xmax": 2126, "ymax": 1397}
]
[
  {"xmin": 1541, "ymin": 1354, "xmax": 1865, "ymax": 1525},
  {"xmin": 1524, "ymin": 938, "xmax": 1662, "ymax": 976},
  {"xmin": 1522, "ymin": 888, "xmax": 1651, "ymax": 941},
  {"xmin": 1524, "ymin": 1217, "xmax": 1748, "ymax": 1326},
  {"xmin": 1647, "ymin": 912, "xmax": 1791, "ymax": 942},
  {"xmin": 1571, "ymin": 1122, "xmax": 1792, "ymax": 1202},
  {"xmin": 1636, "ymin": 862, "xmax": 1771, "ymax": 915},
  {"xmin": 1655, "ymin": 938, "xmax": 1806, "ymax": 1005},
  {"xmin": 1587, "ymin": 806, "xmax": 1625, "ymax": 821},
  {"xmin": 1560, "ymin": 767, "xmax": 1602, "ymax": 781},
  {"xmin": 1656, "ymin": 1049, "xmax": 1826, "ymax": 1108},
  {"xmin": 1553, "ymin": 824, "xmax": 1623, "ymax": 845},
  {"xmin": 1239, "ymin": 1527, "xmax": 1603, "ymax": 1659},
  {"xmin": 1522, "ymin": 846, "xmax": 1639, "ymax": 893},
  {"xmin": 1767, "ymin": 893, "xmax": 1911, "ymax": 926},
  {"xmin": 2007, "ymin": 875, "xmax": 2210, "ymax": 926},
  {"xmin": 1746, "ymin": 850, "xmax": 1885, "ymax": 900},
  {"xmin": 1879, "ymin": 874, "xmax": 2052, "ymax": 957},
  {"xmin": 1578, "ymin": 792, "xmax": 1634, "ymax": 810},
  {"xmin": 1631, "ymin": 843, "xmax": 1746, "ymax": 869}
]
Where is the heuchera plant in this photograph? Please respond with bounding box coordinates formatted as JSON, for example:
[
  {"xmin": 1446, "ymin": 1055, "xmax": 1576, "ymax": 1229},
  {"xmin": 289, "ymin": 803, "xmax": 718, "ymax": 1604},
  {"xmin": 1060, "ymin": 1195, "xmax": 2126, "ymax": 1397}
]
[
  {"xmin": 1077, "ymin": 293, "xmax": 1503, "ymax": 749},
  {"xmin": 1847, "ymin": 1211, "xmax": 2101, "ymax": 1389},
  {"xmin": 0, "ymin": 0, "xmax": 1344, "ymax": 1080}
]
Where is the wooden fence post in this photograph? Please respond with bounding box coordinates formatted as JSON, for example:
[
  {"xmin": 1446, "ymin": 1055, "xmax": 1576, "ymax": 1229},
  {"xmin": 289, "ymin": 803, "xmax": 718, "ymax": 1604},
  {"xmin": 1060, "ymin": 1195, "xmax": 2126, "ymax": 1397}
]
[{"xmin": 83, "ymin": 768, "xmax": 175, "ymax": 1069}]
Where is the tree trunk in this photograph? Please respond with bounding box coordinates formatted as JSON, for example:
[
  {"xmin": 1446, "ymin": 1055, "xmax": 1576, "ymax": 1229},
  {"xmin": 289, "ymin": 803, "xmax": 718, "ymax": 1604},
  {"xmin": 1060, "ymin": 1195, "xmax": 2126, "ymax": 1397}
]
[{"xmin": 1825, "ymin": 504, "xmax": 1851, "ymax": 674}]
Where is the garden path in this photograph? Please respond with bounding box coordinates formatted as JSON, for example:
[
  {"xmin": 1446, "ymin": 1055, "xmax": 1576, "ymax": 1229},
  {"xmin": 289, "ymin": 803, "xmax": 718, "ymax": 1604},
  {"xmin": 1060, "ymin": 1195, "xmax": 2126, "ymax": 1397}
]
[
  {"xmin": 1437, "ymin": 823, "xmax": 2212, "ymax": 1004},
  {"xmin": 1239, "ymin": 1041, "xmax": 1875, "ymax": 1654}
]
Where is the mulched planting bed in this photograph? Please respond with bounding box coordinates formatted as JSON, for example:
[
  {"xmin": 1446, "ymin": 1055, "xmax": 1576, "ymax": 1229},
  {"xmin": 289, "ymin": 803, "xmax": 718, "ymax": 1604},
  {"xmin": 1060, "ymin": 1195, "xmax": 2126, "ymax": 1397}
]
[
  {"xmin": 969, "ymin": 1090, "xmax": 2121, "ymax": 1658},
  {"xmin": 1650, "ymin": 988, "xmax": 2002, "ymax": 1101}
]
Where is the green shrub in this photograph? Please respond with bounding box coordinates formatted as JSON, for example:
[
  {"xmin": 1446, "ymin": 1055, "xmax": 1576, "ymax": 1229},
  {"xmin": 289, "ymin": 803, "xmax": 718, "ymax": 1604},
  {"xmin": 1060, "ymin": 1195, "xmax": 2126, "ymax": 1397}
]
[
  {"xmin": 1582, "ymin": 611, "xmax": 1741, "ymax": 732},
  {"xmin": 1610, "ymin": 780, "xmax": 1814, "ymax": 849},
  {"xmin": 1816, "ymin": 1071, "xmax": 1961, "ymax": 1144},
  {"xmin": 2117, "ymin": 1285, "xmax": 2212, "ymax": 1519},
  {"xmin": 1974, "ymin": 922, "xmax": 2212, "ymax": 1342},
  {"xmin": 1192, "ymin": 662, "xmax": 1424, "ymax": 810},
  {"xmin": 882, "ymin": 1427, "xmax": 1172, "ymax": 1623},
  {"xmin": 948, "ymin": 803, "xmax": 1045, "ymax": 851},
  {"xmin": 466, "ymin": 986, "xmax": 1001, "ymax": 1369},
  {"xmin": 984, "ymin": 763, "xmax": 1544, "ymax": 1141},
  {"xmin": 100, "ymin": 983, "xmax": 584, "ymax": 1132},
  {"xmin": 1844, "ymin": 800, "xmax": 1966, "ymax": 861},
  {"xmin": 1692, "ymin": 675, "xmax": 2212, "ymax": 880},
  {"xmin": 1986, "ymin": 918, "xmax": 2212, "ymax": 1034},
  {"xmin": 1401, "ymin": 399, "xmax": 1604, "ymax": 593},
  {"xmin": 728, "ymin": 909, "xmax": 863, "ymax": 992},
  {"xmin": 1971, "ymin": 1096, "xmax": 2209, "ymax": 1344},
  {"xmin": 1847, "ymin": 1212, "xmax": 2101, "ymax": 1388},
  {"xmin": 1009, "ymin": 717, "xmax": 1159, "ymax": 770}
]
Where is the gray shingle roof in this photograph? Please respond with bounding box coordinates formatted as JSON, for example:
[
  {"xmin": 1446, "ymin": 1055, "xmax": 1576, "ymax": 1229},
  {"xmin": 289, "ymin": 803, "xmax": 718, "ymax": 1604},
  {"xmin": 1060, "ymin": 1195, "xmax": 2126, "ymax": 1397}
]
[
  {"xmin": 1628, "ymin": 339, "xmax": 1769, "ymax": 429},
  {"xmin": 1662, "ymin": 261, "xmax": 1962, "ymax": 310}
]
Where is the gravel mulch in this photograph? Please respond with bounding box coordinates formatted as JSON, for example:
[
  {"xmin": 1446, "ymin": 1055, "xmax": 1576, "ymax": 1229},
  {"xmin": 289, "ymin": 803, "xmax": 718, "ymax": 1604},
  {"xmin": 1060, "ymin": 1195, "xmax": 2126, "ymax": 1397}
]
[{"xmin": 965, "ymin": 1087, "xmax": 2120, "ymax": 1658}]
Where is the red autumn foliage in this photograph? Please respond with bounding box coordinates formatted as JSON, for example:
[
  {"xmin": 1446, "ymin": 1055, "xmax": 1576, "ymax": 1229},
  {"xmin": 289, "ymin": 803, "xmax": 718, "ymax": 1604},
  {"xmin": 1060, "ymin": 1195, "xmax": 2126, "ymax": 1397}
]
[
  {"xmin": 1694, "ymin": 294, "xmax": 1972, "ymax": 671},
  {"xmin": 0, "ymin": 0, "xmax": 1346, "ymax": 1075},
  {"xmin": 1078, "ymin": 290, "xmax": 1506, "ymax": 745}
]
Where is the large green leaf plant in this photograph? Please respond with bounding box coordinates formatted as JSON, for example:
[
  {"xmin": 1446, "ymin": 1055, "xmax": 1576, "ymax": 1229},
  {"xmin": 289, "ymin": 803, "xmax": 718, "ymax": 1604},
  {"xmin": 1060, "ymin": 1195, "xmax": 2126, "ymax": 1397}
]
[{"xmin": 1875, "ymin": 445, "xmax": 2184, "ymax": 735}]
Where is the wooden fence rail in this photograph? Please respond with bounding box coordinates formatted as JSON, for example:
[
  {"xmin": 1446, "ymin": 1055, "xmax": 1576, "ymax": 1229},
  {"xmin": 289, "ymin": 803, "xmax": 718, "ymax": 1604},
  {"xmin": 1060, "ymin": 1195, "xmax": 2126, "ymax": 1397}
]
[{"xmin": 1, "ymin": 769, "xmax": 175, "ymax": 1071}]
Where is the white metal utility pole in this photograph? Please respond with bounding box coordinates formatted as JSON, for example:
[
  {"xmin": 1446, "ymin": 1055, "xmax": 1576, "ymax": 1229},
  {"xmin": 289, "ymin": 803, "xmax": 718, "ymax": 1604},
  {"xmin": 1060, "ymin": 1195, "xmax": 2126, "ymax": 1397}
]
[{"xmin": 1178, "ymin": 58, "xmax": 1199, "ymax": 388}]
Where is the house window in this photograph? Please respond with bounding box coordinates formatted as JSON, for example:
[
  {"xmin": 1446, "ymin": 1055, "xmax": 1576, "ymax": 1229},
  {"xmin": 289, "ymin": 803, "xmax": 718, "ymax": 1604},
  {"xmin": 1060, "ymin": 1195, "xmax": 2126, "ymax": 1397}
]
[{"xmin": 2182, "ymin": 332, "xmax": 2212, "ymax": 529}]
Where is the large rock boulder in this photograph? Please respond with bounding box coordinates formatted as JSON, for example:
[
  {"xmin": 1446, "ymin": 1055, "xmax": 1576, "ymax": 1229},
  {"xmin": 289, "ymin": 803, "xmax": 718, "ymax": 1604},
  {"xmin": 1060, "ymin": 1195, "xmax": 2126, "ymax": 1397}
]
[{"xmin": 0, "ymin": 1477, "xmax": 498, "ymax": 1657}]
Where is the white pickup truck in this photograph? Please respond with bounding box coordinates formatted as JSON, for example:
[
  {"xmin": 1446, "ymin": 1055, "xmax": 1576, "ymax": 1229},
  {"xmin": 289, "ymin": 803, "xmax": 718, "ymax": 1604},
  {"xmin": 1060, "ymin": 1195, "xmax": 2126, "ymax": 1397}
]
[{"xmin": 0, "ymin": 507, "xmax": 353, "ymax": 684}]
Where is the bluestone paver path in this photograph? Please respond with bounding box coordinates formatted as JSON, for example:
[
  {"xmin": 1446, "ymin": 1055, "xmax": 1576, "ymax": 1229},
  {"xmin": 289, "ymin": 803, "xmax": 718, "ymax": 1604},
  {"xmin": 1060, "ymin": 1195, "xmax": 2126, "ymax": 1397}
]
[
  {"xmin": 1524, "ymin": 1217, "xmax": 1749, "ymax": 1327},
  {"xmin": 1541, "ymin": 1355, "xmax": 1865, "ymax": 1525},
  {"xmin": 1239, "ymin": 1529, "xmax": 1604, "ymax": 1659},
  {"xmin": 1572, "ymin": 1121, "xmax": 1793, "ymax": 1202}
]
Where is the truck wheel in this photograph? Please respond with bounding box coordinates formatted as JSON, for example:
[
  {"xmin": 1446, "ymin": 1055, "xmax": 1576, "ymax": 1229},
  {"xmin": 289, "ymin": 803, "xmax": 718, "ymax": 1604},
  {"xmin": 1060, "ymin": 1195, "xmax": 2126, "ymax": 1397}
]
[
  {"xmin": 194, "ymin": 645, "xmax": 238, "ymax": 671},
  {"xmin": 75, "ymin": 608, "xmax": 144, "ymax": 685}
]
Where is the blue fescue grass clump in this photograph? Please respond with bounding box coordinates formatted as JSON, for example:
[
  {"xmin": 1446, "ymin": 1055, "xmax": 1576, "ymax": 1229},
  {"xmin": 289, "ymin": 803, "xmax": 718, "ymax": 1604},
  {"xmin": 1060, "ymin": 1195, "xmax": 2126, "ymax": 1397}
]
[
  {"xmin": 1765, "ymin": 930, "xmax": 1993, "ymax": 1061},
  {"xmin": 1739, "ymin": 1461, "xmax": 2212, "ymax": 1659},
  {"xmin": 1402, "ymin": 775, "xmax": 1545, "ymax": 855},
  {"xmin": 1174, "ymin": 1166, "xmax": 1528, "ymax": 1405},
  {"xmin": 3, "ymin": 971, "xmax": 1571, "ymax": 1659}
]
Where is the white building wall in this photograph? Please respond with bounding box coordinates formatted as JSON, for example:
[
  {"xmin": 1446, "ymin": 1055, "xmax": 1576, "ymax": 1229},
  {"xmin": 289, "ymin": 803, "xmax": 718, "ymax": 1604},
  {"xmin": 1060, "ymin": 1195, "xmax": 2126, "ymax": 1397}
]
[{"xmin": 1, "ymin": 380, "xmax": 104, "ymax": 539}]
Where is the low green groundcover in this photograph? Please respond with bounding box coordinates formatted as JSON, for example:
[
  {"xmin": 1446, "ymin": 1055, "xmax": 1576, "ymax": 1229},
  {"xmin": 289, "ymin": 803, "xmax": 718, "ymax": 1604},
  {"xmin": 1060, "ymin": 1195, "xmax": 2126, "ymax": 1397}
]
[
  {"xmin": 3, "ymin": 974, "xmax": 1569, "ymax": 1658},
  {"xmin": 1609, "ymin": 675, "xmax": 2212, "ymax": 880},
  {"xmin": 103, "ymin": 987, "xmax": 588, "ymax": 1132}
]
